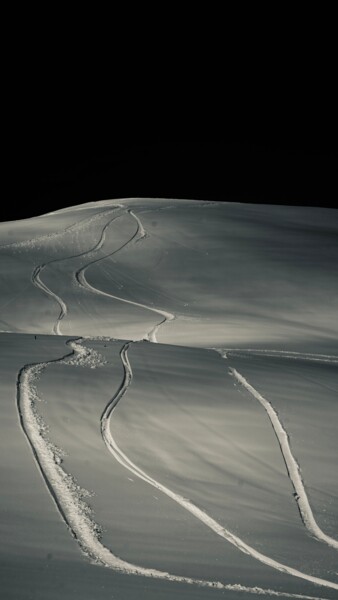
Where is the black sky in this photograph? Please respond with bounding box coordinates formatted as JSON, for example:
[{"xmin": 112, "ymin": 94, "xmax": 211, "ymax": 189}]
[{"xmin": 5, "ymin": 138, "xmax": 337, "ymax": 222}]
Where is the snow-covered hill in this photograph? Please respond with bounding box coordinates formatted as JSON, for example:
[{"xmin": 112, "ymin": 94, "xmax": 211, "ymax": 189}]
[{"xmin": 1, "ymin": 199, "xmax": 337, "ymax": 600}]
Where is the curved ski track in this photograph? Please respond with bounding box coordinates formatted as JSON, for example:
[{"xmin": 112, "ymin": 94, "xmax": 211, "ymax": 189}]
[
  {"xmin": 215, "ymin": 349, "xmax": 338, "ymax": 550},
  {"xmin": 222, "ymin": 349, "xmax": 338, "ymax": 365},
  {"xmin": 0, "ymin": 206, "xmax": 114, "ymax": 251},
  {"xmin": 31, "ymin": 206, "xmax": 123, "ymax": 335},
  {"xmin": 100, "ymin": 342, "xmax": 338, "ymax": 592},
  {"xmin": 16, "ymin": 339, "xmax": 329, "ymax": 600},
  {"xmin": 228, "ymin": 366, "xmax": 338, "ymax": 551},
  {"xmin": 75, "ymin": 208, "xmax": 175, "ymax": 342},
  {"xmin": 30, "ymin": 204, "xmax": 174, "ymax": 340}
]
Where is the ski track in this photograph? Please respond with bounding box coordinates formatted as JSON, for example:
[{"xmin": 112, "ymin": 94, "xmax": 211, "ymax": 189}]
[
  {"xmin": 32, "ymin": 265, "xmax": 68, "ymax": 335},
  {"xmin": 101, "ymin": 342, "xmax": 338, "ymax": 592},
  {"xmin": 227, "ymin": 366, "xmax": 338, "ymax": 551},
  {"xmin": 13, "ymin": 202, "xmax": 338, "ymax": 597},
  {"xmin": 30, "ymin": 206, "xmax": 123, "ymax": 335},
  {"xmin": 15, "ymin": 339, "xmax": 329, "ymax": 600},
  {"xmin": 75, "ymin": 208, "xmax": 175, "ymax": 342},
  {"xmin": 220, "ymin": 349, "xmax": 338, "ymax": 365}
]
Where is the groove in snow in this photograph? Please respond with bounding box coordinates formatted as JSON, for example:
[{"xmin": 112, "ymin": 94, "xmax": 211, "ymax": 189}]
[
  {"xmin": 15, "ymin": 340, "xmax": 326, "ymax": 599},
  {"xmin": 229, "ymin": 367, "xmax": 338, "ymax": 551},
  {"xmin": 101, "ymin": 343, "xmax": 338, "ymax": 591},
  {"xmin": 218, "ymin": 349, "xmax": 338, "ymax": 365},
  {"xmin": 76, "ymin": 208, "xmax": 175, "ymax": 342},
  {"xmin": 30, "ymin": 207, "xmax": 122, "ymax": 335}
]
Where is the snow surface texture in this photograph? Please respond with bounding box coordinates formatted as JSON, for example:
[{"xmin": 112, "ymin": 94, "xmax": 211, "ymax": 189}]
[{"xmin": 1, "ymin": 199, "xmax": 337, "ymax": 600}]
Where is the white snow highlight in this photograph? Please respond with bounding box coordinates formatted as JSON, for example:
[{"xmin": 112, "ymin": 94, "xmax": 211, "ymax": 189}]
[
  {"xmin": 229, "ymin": 367, "xmax": 338, "ymax": 551},
  {"xmin": 62, "ymin": 339, "xmax": 108, "ymax": 369}
]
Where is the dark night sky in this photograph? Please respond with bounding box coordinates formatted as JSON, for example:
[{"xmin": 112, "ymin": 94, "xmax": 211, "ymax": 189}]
[
  {"xmin": 5, "ymin": 136, "xmax": 337, "ymax": 222},
  {"xmin": 5, "ymin": 25, "xmax": 337, "ymax": 223}
]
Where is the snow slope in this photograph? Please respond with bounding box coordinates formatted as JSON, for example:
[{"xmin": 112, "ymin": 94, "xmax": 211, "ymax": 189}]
[{"xmin": 0, "ymin": 199, "xmax": 337, "ymax": 600}]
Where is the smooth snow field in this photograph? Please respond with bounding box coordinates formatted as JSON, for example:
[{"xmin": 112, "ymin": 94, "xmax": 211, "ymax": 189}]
[{"xmin": 0, "ymin": 198, "xmax": 337, "ymax": 600}]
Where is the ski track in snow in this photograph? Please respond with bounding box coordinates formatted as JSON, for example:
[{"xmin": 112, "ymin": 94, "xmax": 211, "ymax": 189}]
[
  {"xmin": 15, "ymin": 338, "xmax": 329, "ymax": 600},
  {"xmin": 216, "ymin": 349, "xmax": 338, "ymax": 548},
  {"xmin": 226, "ymin": 366, "xmax": 338, "ymax": 551},
  {"xmin": 30, "ymin": 206, "xmax": 123, "ymax": 334},
  {"xmin": 12, "ymin": 202, "xmax": 338, "ymax": 597},
  {"xmin": 32, "ymin": 265, "xmax": 68, "ymax": 335},
  {"xmin": 220, "ymin": 349, "xmax": 338, "ymax": 365},
  {"xmin": 101, "ymin": 342, "xmax": 338, "ymax": 592},
  {"xmin": 75, "ymin": 208, "xmax": 175, "ymax": 342}
]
